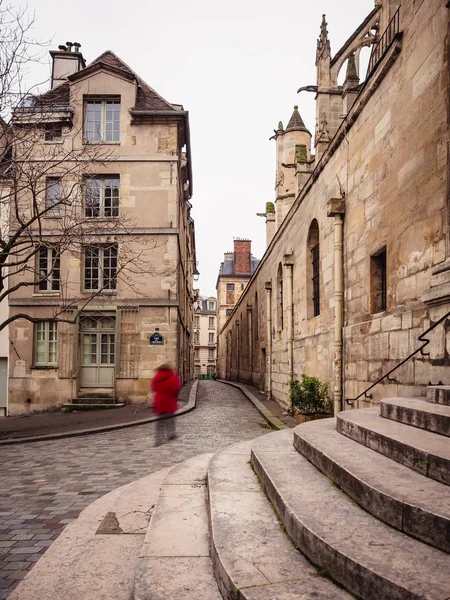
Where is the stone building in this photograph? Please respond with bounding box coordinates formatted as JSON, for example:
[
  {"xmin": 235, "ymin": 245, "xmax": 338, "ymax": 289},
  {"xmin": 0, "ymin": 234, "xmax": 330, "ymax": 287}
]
[
  {"xmin": 216, "ymin": 239, "xmax": 260, "ymax": 333},
  {"xmin": 217, "ymin": 0, "xmax": 449, "ymax": 415},
  {"xmin": 5, "ymin": 44, "xmax": 196, "ymax": 415},
  {"xmin": 193, "ymin": 295, "xmax": 217, "ymax": 376}
]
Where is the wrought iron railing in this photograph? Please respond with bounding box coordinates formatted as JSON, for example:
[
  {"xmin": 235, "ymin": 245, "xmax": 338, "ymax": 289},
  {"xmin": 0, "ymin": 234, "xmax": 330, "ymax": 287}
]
[
  {"xmin": 367, "ymin": 7, "xmax": 401, "ymax": 76},
  {"xmin": 346, "ymin": 308, "xmax": 450, "ymax": 406}
]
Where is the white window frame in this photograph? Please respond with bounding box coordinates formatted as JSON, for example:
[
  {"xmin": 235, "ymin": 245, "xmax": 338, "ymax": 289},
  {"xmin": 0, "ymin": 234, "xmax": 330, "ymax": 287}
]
[
  {"xmin": 34, "ymin": 321, "xmax": 58, "ymax": 366},
  {"xmin": 208, "ymin": 317, "xmax": 215, "ymax": 329},
  {"xmin": 85, "ymin": 176, "xmax": 120, "ymax": 218},
  {"xmin": 83, "ymin": 245, "xmax": 118, "ymax": 291},
  {"xmin": 208, "ymin": 301, "xmax": 215, "ymax": 311},
  {"xmin": 194, "ymin": 316, "xmax": 200, "ymax": 328},
  {"xmin": 85, "ymin": 99, "xmax": 120, "ymax": 143},
  {"xmin": 37, "ymin": 246, "xmax": 60, "ymax": 292},
  {"xmin": 45, "ymin": 177, "xmax": 61, "ymax": 216}
]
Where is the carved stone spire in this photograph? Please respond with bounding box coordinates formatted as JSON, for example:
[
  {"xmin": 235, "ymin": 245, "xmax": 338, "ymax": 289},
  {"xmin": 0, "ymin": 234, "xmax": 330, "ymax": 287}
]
[{"xmin": 316, "ymin": 14, "xmax": 331, "ymax": 65}]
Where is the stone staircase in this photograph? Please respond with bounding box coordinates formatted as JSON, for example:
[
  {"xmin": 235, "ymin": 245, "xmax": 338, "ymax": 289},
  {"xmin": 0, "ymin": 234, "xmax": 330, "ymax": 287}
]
[
  {"xmin": 12, "ymin": 388, "xmax": 450, "ymax": 600},
  {"xmin": 61, "ymin": 390, "xmax": 125, "ymax": 412},
  {"xmin": 133, "ymin": 389, "xmax": 450, "ymax": 600}
]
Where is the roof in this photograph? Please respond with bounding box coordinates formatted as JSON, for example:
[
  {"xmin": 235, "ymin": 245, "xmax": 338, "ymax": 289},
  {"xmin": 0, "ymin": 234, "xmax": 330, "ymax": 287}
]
[
  {"xmin": 77, "ymin": 50, "xmax": 177, "ymax": 112},
  {"xmin": 33, "ymin": 82, "xmax": 71, "ymax": 108},
  {"xmin": 219, "ymin": 255, "xmax": 260, "ymax": 277},
  {"xmin": 285, "ymin": 105, "xmax": 310, "ymax": 134}
]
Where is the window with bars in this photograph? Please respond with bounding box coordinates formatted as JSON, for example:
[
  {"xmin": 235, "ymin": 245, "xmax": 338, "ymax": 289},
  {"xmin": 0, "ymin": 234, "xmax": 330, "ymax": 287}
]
[
  {"xmin": 85, "ymin": 99, "xmax": 120, "ymax": 143},
  {"xmin": 37, "ymin": 246, "xmax": 60, "ymax": 292},
  {"xmin": 312, "ymin": 243, "xmax": 320, "ymax": 317},
  {"xmin": 83, "ymin": 245, "xmax": 118, "ymax": 291},
  {"xmin": 371, "ymin": 247, "xmax": 387, "ymax": 313},
  {"xmin": 45, "ymin": 178, "xmax": 61, "ymax": 216},
  {"xmin": 34, "ymin": 321, "xmax": 57, "ymax": 366},
  {"xmin": 226, "ymin": 283, "xmax": 235, "ymax": 291},
  {"xmin": 85, "ymin": 177, "xmax": 119, "ymax": 217}
]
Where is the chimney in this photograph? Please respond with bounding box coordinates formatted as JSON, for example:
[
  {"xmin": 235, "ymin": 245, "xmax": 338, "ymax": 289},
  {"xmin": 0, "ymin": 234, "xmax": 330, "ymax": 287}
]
[
  {"xmin": 50, "ymin": 41, "xmax": 85, "ymax": 89},
  {"xmin": 234, "ymin": 238, "xmax": 252, "ymax": 274}
]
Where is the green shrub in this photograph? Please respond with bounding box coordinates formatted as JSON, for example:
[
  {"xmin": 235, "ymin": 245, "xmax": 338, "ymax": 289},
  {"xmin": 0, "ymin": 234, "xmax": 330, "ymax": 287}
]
[{"xmin": 289, "ymin": 375, "xmax": 330, "ymax": 415}]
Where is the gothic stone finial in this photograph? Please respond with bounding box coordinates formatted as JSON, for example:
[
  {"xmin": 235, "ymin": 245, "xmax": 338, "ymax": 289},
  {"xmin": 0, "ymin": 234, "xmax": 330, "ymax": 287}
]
[
  {"xmin": 345, "ymin": 52, "xmax": 359, "ymax": 82},
  {"xmin": 316, "ymin": 14, "xmax": 331, "ymax": 65}
]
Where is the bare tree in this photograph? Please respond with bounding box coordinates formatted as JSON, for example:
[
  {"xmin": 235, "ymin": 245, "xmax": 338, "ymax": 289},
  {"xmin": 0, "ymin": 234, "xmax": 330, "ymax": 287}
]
[{"xmin": 0, "ymin": 2, "xmax": 174, "ymax": 332}]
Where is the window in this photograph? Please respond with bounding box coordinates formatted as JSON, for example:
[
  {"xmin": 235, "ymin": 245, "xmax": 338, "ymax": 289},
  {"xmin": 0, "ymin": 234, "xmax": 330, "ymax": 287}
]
[
  {"xmin": 35, "ymin": 321, "xmax": 57, "ymax": 366},
  {"xmin": 241, "ymin": 283, "xmax": 244, "ymax": 290},
  {"xmin": 209, "ymin": 317, "xmax": 215, "ymax": 329},
  {"xmin": 85, "ymin": 177, "xmax": 119, "ymax": 217},
  {"xmin": 85, "ymin": 99, "xmax": 120, "ymax": 143},
  {"xmin": 83, "ymin": 245, "xmax": 118, "ymax": 291},
  {"xmin": 45, "ymin": 178, "xmax": 61, "ymax": 216},
  {"xmin": 44, "ymin": 124, "xmax": 62, "ymax": 142},
  {"xmin": 208, "ymin": 301, "xmax": 215, "ymax": 311},
  {"xmin": 194, "ymin": 350, "xmax": 199, "ymax": 361},
  {"xmin": 209, "ymin": 333, "xmax": 214, "ymax": 344},
  {"xmin": 307, "ymin": 219, "xmax": 320, "ymax": 317},
  {"xmin": 312, "ymin": 243, "xmax": 320, "ymax": 317},
  {"xmin": 194, "ymin": 316, "xmax": 200, "ymax": 328},
  {"xmin": 194, "ymin": 331, "xmax": 199, "ymax": 344},
  {"xmin": 195, "ymin": 365, "xmax": 201, "ymax": 376},
  {"xmin": 371, "ymin": 247, "xmax": 387, "ymax": 313},
  {"xmin": 226, "ymin": 309, "xmax": 233, "ymax": 317},
  {"xmin": 207, "ymin": 365, "xmax": 215, "ymax": 375},
  {"xmin": 37, "ymin": 246, "xmax": 60, "ymax": 292},
  {"xmin": 226, "ymin": 283, "xmax": 235, "ymax": 291},
  {"xmin": 277, "ymin": 263, "xmax": 283, "ymax": 330},
  {"xmin": 208, "ymin": 349, "xmax": 215, "ymax": 361}
]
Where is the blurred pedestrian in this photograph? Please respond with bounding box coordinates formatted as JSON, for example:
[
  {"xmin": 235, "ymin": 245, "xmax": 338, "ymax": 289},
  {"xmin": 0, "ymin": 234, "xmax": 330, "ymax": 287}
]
[{"xmin": 151, "ymin": 363, "xmax": 181, "ymax": 446}]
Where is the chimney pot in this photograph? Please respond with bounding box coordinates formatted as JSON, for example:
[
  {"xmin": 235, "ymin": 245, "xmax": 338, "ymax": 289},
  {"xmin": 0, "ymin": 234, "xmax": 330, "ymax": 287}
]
[{"xmin": 58, "ymin": 44, "xmax": 67, "ymax": 51}]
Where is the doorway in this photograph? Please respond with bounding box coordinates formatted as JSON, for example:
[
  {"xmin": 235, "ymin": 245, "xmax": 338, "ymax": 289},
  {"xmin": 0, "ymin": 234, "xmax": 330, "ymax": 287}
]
[{"xmin": 80, "ymin": 316, "xmax": 115, "ymax": 387}]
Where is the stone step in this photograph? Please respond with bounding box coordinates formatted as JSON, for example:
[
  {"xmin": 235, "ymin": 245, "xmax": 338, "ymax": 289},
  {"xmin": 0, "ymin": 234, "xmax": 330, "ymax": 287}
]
[
  {"xmin": 337, "ymin": 408, "xmax": 450, "ymax": 485},
  {"xmin": 293, "ymin": 418, "xmax": 450, "ymax": 553},
  {"xmin": 61, "ymin": 403, "xmax": 125, "ymax": 412},
  {"xmin": 10, "ymin": 467, "xmax": 172, "ymax": 600},
  {"xmin": 251, "ymin": 430, "xmax": 450, "ymax": 600},
  {"xmin": 72, "ymin": 397, "xmax": 117, "ymax": 405},
  {"xmin": 381, "ymin": 397, "xmax": 450, "ymax": 437},
  {"xmin": 207, "ymin": 439, "xmax": 349, "ymax": 600},
  {"xmin": 134, "ymin": 454, "xmax": 222, "ymax": 600},
  {"xmin": 427, "ymin": 385, "xmax": 450, "ymax": 406}
]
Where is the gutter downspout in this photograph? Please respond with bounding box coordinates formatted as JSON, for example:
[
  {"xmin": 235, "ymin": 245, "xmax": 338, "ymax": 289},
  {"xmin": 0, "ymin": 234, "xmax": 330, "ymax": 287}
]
[
  {"xmin": 265, "ymin": 282, "xmax": 272, "ymax": 399},
  {"xmin": 327, "ymin": 198, "xmax": 346, "ymax": 416}
]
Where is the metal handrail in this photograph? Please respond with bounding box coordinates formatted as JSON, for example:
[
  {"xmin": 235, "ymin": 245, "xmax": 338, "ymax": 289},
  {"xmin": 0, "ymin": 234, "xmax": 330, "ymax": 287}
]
[
  {"xmin": 346, "ymin": 308, "xmax": 450, "ymax": 406},
  {"xmin": 367, "ymin": 7, "xmax": 401, "ymax": 76}
]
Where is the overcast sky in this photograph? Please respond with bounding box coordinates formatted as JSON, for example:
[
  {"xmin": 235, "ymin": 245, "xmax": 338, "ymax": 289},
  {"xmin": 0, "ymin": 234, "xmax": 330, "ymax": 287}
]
[{"xmin": 20, "ymin": 0, "xmax": 374, "ymax": 297}]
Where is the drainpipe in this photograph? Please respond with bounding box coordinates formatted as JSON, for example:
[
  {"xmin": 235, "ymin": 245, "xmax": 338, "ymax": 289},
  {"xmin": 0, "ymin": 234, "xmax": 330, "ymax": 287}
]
[
  {"xmin": 265, "ymin": 282, "xmax": 272, "ymax": 399},
  {"xmin": 283, "ymin": 254, "xmax": 294, "ymax": 384},
  {"xmin": 327, "ymin": 198, "xmax": 346, "ymax": 415}
]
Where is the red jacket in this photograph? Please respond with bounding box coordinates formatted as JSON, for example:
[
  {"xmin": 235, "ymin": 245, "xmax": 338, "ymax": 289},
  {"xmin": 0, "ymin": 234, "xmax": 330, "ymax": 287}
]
[{"xmin": 151, "ymin": 369, "xmax": 181, "ymax": 415}]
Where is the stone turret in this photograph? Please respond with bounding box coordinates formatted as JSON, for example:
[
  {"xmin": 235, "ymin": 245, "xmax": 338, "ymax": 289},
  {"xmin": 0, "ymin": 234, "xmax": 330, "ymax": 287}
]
[{"xmin": 274, "ymin": 106, "xmax": 312, "ymax": 228}]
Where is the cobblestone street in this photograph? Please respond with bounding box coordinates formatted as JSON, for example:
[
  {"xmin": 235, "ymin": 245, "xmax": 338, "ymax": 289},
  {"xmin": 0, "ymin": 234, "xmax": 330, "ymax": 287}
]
[{"xmin": 0, "ymin": 381, "xmax": 269, "ymax": 598}]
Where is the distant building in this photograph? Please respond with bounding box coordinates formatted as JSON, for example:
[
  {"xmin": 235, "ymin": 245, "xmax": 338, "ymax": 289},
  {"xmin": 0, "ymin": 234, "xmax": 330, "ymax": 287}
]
[
  {"xmin": 194, "ymin": 296, "xmax": 217, "ymax": 376},
  {"xmin": 216, "ymin": 239, "xmax": 260, "ymax": 333}
]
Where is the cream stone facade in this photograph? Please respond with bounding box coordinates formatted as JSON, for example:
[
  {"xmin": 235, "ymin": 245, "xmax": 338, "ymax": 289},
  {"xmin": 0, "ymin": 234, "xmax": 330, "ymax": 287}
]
[
  {"xmin": 194, "ymin": 296, "xmax": 217, "ymax": 376},
  {"xmin": 218, "ymin": 0, "xmax": 450, "ymax": 415},
  {"xmin": 5, "ymin": 45, "xmax": 196, "ymax": 415}
]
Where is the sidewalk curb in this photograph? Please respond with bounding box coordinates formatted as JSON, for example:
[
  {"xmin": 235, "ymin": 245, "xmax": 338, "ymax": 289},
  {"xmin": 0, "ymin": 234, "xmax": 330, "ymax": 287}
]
[
  {"xmin": 0, "ymin": 380, "xmax": 199, "ymax": 446},
  {"xmin": 217, "ymin": 379, "xmax": 289, "ymax": 430}
]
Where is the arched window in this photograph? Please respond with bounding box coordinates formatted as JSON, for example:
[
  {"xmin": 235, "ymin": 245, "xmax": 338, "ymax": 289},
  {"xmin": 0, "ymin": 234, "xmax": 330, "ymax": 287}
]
[
  {"xmin": 307, "ymin": 220, "xmax": 320, "ymax": 317},
  {"xmin": 277, "ymin": 263, "xmax": 283, "ymax": 330}
]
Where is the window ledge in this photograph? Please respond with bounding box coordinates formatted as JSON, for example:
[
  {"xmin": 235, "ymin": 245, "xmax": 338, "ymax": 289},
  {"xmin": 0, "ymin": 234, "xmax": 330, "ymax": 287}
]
[
  {"xmin": 32, "ymin": 365, "xmax": 58, "ymax": 370},
  {"xmin": 33, "ymin": 292, "xmax": 60, "ymax": 297},
  {"xmin": 84, "ymin": 141, "xmax": 120, "ymax": 146}
]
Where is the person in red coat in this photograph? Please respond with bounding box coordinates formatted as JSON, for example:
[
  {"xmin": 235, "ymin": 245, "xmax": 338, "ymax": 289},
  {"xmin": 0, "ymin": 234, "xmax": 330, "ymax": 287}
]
[{"xmin": 152, "ymin": 363, "xmax": 181, "ymax": 445}]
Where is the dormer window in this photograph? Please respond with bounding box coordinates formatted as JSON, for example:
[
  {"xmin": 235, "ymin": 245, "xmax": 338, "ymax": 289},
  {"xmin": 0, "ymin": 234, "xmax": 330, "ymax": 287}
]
[{"xmin": 85, "ymin": 99, "xmax": 120, "ymax": 143}]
